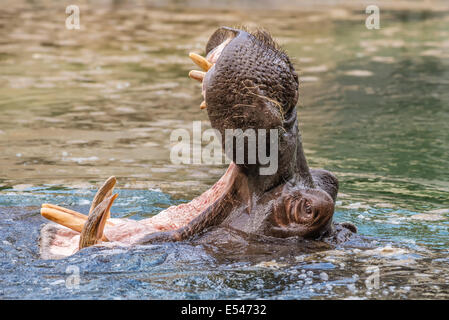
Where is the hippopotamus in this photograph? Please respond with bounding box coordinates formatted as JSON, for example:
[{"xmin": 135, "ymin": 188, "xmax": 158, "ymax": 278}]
[{"xmin": 39, "ymin": 27, "xmax": 357, "ymax": 259}]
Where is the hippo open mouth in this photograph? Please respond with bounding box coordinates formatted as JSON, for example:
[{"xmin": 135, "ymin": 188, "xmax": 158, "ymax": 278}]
[{"xmin": 39, "ymin": 27, "xmax": 356, "ymax": 259}]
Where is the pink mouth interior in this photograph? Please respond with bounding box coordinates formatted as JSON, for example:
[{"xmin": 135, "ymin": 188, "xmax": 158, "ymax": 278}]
[
  {"xmin": 108, "ymin": 40, "xmax": 236, "ymax": 236},
  {"xmin": 43, "ymin": 163, "xmax": 237, "ymax": 259},
  {"xmin": 138, "ymin": 162, "xmax": 236, "ymax": 231},
  {"xmin": 44, "ymin": 39, "xmax": 237, "ymax": 258}
]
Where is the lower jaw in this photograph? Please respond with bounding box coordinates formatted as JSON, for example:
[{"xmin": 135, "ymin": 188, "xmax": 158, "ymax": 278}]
[
  {"xmin": 40, "ymin": 162, "xmax": 239, "ymax": 259},
  {"xmin": 132, "ymin": 162, "xmax": 240, "ymax": 231},
  {"xmin": 41, "ymin": 162, "xmax": 238, "ymax": 244}
]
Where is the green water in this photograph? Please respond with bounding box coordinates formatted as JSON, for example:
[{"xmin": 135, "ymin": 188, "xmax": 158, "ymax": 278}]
[{"xmin": 0, "ymin": 0, "xmax": 448, "ymax": 299}]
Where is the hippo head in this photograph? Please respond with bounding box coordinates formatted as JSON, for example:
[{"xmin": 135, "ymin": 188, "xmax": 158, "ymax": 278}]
[
  {"xmin": 39, "ymin": 27, "xmax": 347, "ymax": 259},
  {"xmin": 189, "ymin": 27, "xmax": 339, "ymax": 240}
]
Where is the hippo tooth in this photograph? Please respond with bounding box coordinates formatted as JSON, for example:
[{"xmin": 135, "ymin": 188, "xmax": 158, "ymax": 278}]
[
  {"xmin": 79, "ymin": 193, "xmax": 118, "ymax": 249},
  {"xmin": 189, "ymin": 70, "xmax": 205, "ymax": 82},
  {"xmin": 89, "ymin": 175, "xmax": 116, "ymax": 220},
  {"xmin": 200, "ymin": 100, "xmax": 207, "ymax": 109},
  {"xmin": 40, "ymin": 176, "xmax": 118, "ymax": 245},
  {"xmin": 189, "ymin": 52, "xmax": 212, "ymax": 71},
  {"xmin": 41, "ymin": 203, "xmax": 115, "ymax": 227},
  {"xmin": 41, "ymin": 207, "xmax": 87, "ymax": 234}
]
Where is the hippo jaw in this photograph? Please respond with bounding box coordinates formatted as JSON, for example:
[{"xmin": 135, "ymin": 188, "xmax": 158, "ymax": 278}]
[
  {"xmin": 189, "ymin": 27, "xmax": 304, "ymax": 192},
  {"xmin": 188, "ymin": 27, "xmax": 238, "ymax": 109}
]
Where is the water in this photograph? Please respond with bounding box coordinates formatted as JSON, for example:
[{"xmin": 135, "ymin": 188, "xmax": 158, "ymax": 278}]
[{"xmin": 1, "ymin": 0, "xmax": 449, "ymax": 299}]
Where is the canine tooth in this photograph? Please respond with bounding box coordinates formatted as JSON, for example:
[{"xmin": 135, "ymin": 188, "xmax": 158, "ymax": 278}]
[
  {"xmin": 200, "ymin": 100, "xmax": 207, "ymax": 109},
  {"xmin": 79, "ymin": 194, "xmax": 118, "ymax": 249},
  {"xmin": 189, "ymin": 70, "xmax": 205, "ymax": 82},
  {"xmin": 189, "ymin": 52, "xmax": 212, "ymax": 71},
  {"xmin": 89, "ymin": 176, "xmax": 116, "ymax": 218}
]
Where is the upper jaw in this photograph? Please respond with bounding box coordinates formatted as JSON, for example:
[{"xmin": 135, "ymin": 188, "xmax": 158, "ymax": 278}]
[{"xmin": 188, "ymin": 30, "xmax": 237, "ymax": 109}]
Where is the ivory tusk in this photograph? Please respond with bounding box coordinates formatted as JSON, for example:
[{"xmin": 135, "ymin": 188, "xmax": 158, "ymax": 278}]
[
  {"xmin": 189, "ymin": 70, "xmax": 206, "ymax": 82},
  {"xmin": 89, "ymin": 176, "xmax": 116, "ymax": 219},
  {"xmin": 79, "ymin": 194, "xmax": 118, "ymax": 248},
  {"xmin": 189, "ymin": 52, "xmax": 212, "ymax": 71},
  {"xmin": 40, "ymin": 207, "xmax": 108, "ymax": 241},
  {"xmin": 41, "ymin": 207, "xmax": 86, "ymax": 233},
  {"xmin": 41, "ymin": 203, "xmax": 115, "ymax": 226}
]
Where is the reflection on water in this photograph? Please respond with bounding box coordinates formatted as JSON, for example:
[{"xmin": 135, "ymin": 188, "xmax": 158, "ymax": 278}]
[{"xmin": 0, "ymin": 0, "xmax": 448, "ymax": 299}]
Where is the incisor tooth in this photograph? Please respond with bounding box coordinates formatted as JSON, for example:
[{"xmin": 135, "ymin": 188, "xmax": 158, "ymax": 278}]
[
  {"xmin": 40, "ymin": 207, "xmax": 109, "ymax": 241},
  {"xmin": 41, "ymin": 203, "xmax": 115, "ymax": 226},
  {"xmin": 189, "ymin": 52, "xmax": 212, "ymax": 71},
  {"xmin": 200, "ymin": 100, "xmax": 207, "ymax": 109},
  {"xmin": 189, "ymin": 70, "xmax": 205, "ymax": 82}
]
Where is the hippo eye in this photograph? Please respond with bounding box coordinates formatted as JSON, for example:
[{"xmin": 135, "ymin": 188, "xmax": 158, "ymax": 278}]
[{"xmin": 305, "ymin": 201, "xmax": 312, "ymax": 215}]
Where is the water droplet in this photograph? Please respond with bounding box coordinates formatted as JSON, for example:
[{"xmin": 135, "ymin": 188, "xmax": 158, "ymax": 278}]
[{"xmin": 320, "ymin": 272, "xmax": 329, "ymax": 281}]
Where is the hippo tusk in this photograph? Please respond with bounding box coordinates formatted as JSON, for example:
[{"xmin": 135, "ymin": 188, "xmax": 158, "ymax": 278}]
[
  {"xmin": 41, "ymin": 207, "xmax": 110, "ymax": 241},
  {"xmin": 200, "ymin": 100, "xmax": 207, "ymax": 109},
  {"xmin": 79, "ymin": 194, "xmax": 118, "ymax": 249},
  {"xmin": 40, "ymin": 176, "xmax": 118, "ymax": 242},
  {"xmin": 89, "ymin": 176, "xmax": 116, "ymax": 219},
  {"xmin": 42, "ymin": 203, "xmax": 90, "ymax": 221},
  {"xmin": 41, "ymin": 207, "xmax": 88, "ymax": 234},
  {"xmin": 188, "ymin": 70, "xmax": 206, "ymax": 82},
  {"xmin": 41, "ymin": 203, "xmax": 115, "ymax": 226},
  {"xmin": 189, "ymin": 52, "xmax": 212, "ymax": 71}
]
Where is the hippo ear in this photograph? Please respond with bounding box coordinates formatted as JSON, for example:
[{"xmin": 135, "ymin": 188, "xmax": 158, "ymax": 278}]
[
  {"xmin": 341, "ymin": 222, "xmax": 357, "ymax": 233},
  {"xmin": 309, "ymin": 169, "xmax": 339, "ymax": 202}
]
